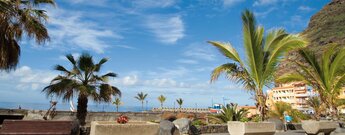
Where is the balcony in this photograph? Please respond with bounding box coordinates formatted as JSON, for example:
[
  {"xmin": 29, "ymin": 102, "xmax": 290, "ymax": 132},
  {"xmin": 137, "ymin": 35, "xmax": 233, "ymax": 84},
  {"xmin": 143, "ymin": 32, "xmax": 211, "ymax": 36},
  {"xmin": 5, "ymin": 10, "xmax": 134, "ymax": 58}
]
[{"xmin": 295, "ymin": 94, "xmax": 309, "ymax": 97}]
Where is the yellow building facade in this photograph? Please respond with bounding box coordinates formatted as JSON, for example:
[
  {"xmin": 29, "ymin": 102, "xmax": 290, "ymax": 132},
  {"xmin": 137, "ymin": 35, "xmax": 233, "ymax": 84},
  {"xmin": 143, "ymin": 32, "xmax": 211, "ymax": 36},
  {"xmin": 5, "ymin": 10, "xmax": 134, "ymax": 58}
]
[{"xmin": 266, "ymin": 82, "xmax": 315, "ymax": 113}]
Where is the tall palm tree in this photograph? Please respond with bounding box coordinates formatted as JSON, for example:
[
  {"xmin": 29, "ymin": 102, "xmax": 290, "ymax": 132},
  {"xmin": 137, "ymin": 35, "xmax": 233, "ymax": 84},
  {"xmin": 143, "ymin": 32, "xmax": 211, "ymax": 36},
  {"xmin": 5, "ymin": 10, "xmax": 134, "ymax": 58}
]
[
  {"xmin": 157, "ymin": 95, "xmax": 166, "ymax": 108},
  {"xmin": 42, "ymin": 53, "xmax": 121, "ymax": 125},
  {"xmin": 0, "ymin": 0, "xmax": 55, "ymax": 70},
  {"xmin": 208, "ymin": 10, "xmax": 306, "ymax": 120},
  {"xmin": 113, "ymin": 97, "xmax": 122, "ymax": 112},
  {"xmin": 277, "ymin": 44, "xmax": 345, "ymax": 116},
  {"xmin": 176, "ymin": 98, "xmax": 183, "ymax": 110},
  {"xmin": 135, "ymin": 92, "xmax": 148, "ymax": 111}
]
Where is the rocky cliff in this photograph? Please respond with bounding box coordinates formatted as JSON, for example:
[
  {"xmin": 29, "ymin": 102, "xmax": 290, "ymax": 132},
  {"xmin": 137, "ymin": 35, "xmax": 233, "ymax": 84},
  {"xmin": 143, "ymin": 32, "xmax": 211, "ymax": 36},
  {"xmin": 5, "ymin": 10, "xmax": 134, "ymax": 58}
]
[{"xmin": 277, "ymin": 0, "xmax": 345, "ymax": 76}]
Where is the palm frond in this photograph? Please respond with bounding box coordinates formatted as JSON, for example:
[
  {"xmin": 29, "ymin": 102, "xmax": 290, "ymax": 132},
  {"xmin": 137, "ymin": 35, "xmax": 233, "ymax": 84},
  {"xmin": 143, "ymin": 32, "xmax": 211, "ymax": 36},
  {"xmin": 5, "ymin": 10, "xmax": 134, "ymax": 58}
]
[
  {"xmin": 207, "ymin": 41, "xmax": 242, "ymax": 64},
  {"xmin": 78, "ymin": 52, "xmax": 94, "ymax": 72},
  {"xmin": 54, "ymin": 65, "xmax": 71, "ymax": 75},
  {"xmin": 276, "ymin": 74, "xmax": 307, "ymax": 84},
  {"xmin": 210, "ymin": 63, "xmax": 239, "ymax": 82}
]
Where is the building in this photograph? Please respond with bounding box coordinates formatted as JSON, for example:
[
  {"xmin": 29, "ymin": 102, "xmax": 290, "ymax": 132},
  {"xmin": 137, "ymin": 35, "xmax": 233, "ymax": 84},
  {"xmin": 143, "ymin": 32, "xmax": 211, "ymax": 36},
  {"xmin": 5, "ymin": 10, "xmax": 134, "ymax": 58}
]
[{"xmin": 266, "ymin": 82, "xmax": 315, "ymax": 113}]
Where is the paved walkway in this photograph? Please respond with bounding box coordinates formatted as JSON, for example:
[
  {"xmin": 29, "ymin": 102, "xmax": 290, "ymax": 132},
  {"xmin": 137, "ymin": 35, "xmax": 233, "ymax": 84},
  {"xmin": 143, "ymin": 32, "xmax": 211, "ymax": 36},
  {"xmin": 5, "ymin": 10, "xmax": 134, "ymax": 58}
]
[{"xmin": 201, "ymin": 130, "xmax": 306, "ymax": 135}]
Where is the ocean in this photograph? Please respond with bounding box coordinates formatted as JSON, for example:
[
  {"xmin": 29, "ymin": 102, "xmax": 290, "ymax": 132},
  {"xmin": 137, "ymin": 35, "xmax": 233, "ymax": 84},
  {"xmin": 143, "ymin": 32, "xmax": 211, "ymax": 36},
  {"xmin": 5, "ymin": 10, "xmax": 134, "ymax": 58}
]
[{"xmin": 0, "ymin": 102, "xmax": 151, "ymax": 112}]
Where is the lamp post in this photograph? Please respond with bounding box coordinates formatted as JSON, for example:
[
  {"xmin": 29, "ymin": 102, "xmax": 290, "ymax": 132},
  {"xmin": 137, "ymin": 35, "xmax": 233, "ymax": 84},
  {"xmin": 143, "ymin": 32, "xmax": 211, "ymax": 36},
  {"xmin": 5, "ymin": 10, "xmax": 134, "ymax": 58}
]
[{"xmin": 174, "ymin": 102, "xmax": 176, "ymax": 112}]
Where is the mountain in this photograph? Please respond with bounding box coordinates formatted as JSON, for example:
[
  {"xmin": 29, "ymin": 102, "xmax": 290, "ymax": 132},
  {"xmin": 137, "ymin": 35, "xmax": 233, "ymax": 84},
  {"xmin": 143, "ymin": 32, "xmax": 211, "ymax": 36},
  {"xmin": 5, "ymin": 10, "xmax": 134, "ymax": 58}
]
[{"xmin": 277, "ymin": 0, "xmax": 345, "ymax": 77}]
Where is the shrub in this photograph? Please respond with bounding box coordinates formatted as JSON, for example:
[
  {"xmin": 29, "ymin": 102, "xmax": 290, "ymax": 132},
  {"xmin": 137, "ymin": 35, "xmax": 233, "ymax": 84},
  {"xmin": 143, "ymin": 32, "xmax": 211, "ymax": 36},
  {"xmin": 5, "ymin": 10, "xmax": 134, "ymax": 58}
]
[
  {"xmin": 192, "ymin": 119, "xmax": 207, "ymax": 127},
  {"xmin": 240, "ymin": 117, "xmax": 249, "ymax": 122},
  {"xmin": 117, "ymin": 115, "xmax": 129, "ymax": 124},
  {"xmin": 250, "ymin": 115, "xmax": 261, "ymax": 122},
  {"xmin": 207, "ymin": 103, "xmax": 248, "ymax": 123}
]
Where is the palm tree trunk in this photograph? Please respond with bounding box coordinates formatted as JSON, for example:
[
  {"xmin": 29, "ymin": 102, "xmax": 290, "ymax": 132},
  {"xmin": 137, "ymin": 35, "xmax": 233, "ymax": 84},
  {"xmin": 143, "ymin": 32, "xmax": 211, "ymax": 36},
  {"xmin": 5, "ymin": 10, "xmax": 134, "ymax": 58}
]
[
  {"xmin": 116, "ymin": 106, "xmax": 119, "ymax": 112},
  {"xmin": 77, "ymin": 95, "xmax": 88, "ymax": 126},
  {"xmin": 331, "ymin": 105, "xmax": 338, "ymax": 119},
  {"xmin": 141, "ymin": 101, "xmax": 144, "ymax": 111},
  {"xmin": 256, "ymin": 90, "xmax": 267, "ymax": 121},
  {"xmin": 161, "ymin": 103, "xmax": 163, "ymax": 108}
]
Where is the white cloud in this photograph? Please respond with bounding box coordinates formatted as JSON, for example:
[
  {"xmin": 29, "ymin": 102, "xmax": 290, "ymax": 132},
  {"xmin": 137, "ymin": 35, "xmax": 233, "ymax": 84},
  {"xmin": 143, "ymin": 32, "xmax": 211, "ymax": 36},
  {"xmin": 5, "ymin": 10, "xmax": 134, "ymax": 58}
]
[
  {"xmin": 284, "ymin": 15, "xmax": 307, "ymax": 29},
  {"xmin": 113, "ymin": 45, "xmax": 137, "ymax": 50},
  {"xmin": 64, "ymin": 0, "xmax": 109, "ymax": 7},
  {"xmin": 145, "ymin": 15, "xmax": 185, "ymax": 44},
  {"xmin": 298, "ymin": 6, "xmax": 314, "ymax": 12},
  {"xmin": 253, "ymin": 0, "xmax": 277, "ymax": 6},
  {"xmin": 183, "ymin": 43, "xmax": 216, "ymax": 61},
  {"xmin": 59, "ymin": 53, "xmax": 80, "ymax": 61},
  {"xmin": 253, "ymin": 0, "xmax": 297, "ymax": 7},
  {"xmin": 254, "ymin": 8, "xmax": 276, "ymax": 18},
  {"xmin": 0, "ymin": 66, "xmax": 57, "ymax": 91},
  {"xmin": 122, "ymin": 75, "xmax": 139, "ymax": 86},
  {"xmin": 132, "ymin": 0, "xmax": 176, "ymax": 8},
  {"xmin": 46, "ymin": 8, "xmax": 122, "ymax": 53},
  {"xmin": 223, "ymin": 0, "xmax": 245, "ymax": 7},
  {"xmin": 112, "ymin": 75, "xmax": 211, "ymax": 89},
  {"xmin": 176, "ymin": 59, "xmax": 199, "ymax": 64}
]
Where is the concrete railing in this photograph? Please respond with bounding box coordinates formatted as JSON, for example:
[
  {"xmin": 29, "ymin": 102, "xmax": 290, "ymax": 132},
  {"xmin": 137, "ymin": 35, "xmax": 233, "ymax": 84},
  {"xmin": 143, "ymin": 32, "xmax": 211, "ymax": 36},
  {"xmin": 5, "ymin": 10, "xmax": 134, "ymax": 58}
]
[{"xmin": 151, "ymin": 108, "xmax": 210, "ymax": 113}]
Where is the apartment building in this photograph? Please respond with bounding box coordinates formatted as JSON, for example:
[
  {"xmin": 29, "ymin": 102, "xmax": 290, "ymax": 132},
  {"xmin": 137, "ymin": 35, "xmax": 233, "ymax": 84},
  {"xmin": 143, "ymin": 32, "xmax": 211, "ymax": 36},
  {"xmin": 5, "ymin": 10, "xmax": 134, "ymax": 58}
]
[{"xmin": 266, "ymin": 82, "xmax": 315, "ymax": 113}]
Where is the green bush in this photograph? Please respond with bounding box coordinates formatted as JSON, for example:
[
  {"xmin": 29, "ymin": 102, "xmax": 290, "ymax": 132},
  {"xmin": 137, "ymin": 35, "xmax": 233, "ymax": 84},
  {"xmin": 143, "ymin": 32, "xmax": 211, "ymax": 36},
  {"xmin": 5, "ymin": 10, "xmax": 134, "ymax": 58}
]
[
  {"xmin": 192, "ymin": 119, "xmax": 207, "ymax": 127},
  {"xmin": 207, "ymin": 103, "xmax": 248, "ymax": 123},
  {"xmin": 240, "ymin": 117, "xmax": 249, "ymax": 122},
  {"xmin": 250, "ymin": 115, "xmax": 261, "ymax": 122}
]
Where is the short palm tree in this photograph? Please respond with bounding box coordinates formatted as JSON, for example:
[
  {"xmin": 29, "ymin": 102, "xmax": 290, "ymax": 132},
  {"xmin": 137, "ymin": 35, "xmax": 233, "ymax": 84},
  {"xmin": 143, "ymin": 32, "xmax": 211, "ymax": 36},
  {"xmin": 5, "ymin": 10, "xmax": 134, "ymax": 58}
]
[
  {"xmin": 0, "ymin": 0, "xmax": 55, "ymax": 70},
  {"xmin": 43, "ymin": 53, "xmax": 121, "ymax": 125},
  {"xmin": 176, "ymin": 98, "xmax": 183, "ymax": 110},
  {"xmin": 277, "ymin": 44, "xmax": 345, "ymax": 116},
  {"xmin": 157, "ymin": 95, "xmax": 166, "ymax": 108},
  {"xmin": 113, "ymin": 98, "xmax": 123, "ymax": 112},
  {"xmin": 208, "ymin": 10, "xmax": 306, "ymax": 120},
  {"xmin": 269, "ymin": 102, "xmax": 309, "ymax": 123},
  {"xmin": 208, "ymin": 103, "xmax": 248, "ymax": 123},
  {"xmin": 306, "ymin": 96, "xmax": 324, "ymax": 120},
  {"xmin": 135, "ymin": 92, "xmax": 148, "ymax": 111},
  {"xmin": 268, "ymin": 101, "xmax": 293, "ymax": 120}
]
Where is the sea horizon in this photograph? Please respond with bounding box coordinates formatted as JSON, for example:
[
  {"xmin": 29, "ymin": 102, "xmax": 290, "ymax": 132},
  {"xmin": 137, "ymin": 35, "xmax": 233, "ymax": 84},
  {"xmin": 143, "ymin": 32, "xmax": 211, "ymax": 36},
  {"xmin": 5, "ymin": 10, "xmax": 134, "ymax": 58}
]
[{"xmin": 0, "ymin": 101, "xmax": 153, "ymax": 112}]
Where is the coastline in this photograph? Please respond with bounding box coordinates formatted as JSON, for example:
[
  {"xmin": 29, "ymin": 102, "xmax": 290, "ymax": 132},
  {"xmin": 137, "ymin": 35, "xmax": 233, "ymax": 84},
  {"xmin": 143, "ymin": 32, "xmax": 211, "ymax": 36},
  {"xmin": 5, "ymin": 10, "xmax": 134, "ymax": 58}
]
[{"xmin": 0, "ymin": 101, "xmax": 149, "ymax": 112}]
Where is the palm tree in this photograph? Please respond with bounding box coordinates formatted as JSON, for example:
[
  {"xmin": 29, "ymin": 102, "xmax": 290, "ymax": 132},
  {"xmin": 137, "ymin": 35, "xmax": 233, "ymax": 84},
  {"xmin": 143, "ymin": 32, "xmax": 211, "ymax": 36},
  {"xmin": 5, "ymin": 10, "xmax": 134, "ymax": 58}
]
[
  {"xmin": 113, "ymin": 98, "xmax": 122, "ymax": 112},
  {"xmin": 208, "ymin": 103, "xmax": 248, "ymax": 123},
  {"xmin": 176, "ymin": 98, "xmax": 183, "ymax": 110},
  {"xmin": 208, "ymin": 10, "xmax": 306, "ymax": 120},
  {"xmin": 135, "ymin": 92, "xmax": 148, "ymax": 111},
  {"xmin": 42, "ymin": 53, "xmax": 121, "ymax": 125},
  {"xmin": 269, "ymin": 102, "xmax": 309, "ymax": 123},
  {"xmin": 157, "ymin": 95, "xmax": 166, "ymax": 108},
  {"xmin": 0, "ymin": 0, "xmax": 55, "ymax": 70},
  {"xmin": 277, "ymin": 44, "xmax": 345, "ymax": 116},
  {"xmin": 306, "ymin": 96, "xmax": 324, "ymax": 120},
  {"xmin": 268, "ymin": 101, "xmax": 293, "ymax": 121}
]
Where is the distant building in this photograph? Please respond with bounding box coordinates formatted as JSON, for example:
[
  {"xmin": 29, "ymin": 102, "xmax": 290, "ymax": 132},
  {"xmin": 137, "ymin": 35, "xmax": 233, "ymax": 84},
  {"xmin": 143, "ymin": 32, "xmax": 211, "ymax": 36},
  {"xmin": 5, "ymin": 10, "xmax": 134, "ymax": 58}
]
[
  {"xmin": 266, "ymin": 82, "xmax": 316, "ymax": 113},
  {"xmin": 238, "ymin": 105, "xmax": 258, "ymax": 117}
]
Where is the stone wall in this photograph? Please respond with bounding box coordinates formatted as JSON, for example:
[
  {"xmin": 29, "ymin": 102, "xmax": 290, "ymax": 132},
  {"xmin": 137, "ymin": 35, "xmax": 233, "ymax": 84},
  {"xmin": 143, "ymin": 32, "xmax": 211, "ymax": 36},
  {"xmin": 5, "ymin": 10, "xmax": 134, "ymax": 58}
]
[
  {"xmin": 0, "ymin": 109, "xmax": 162, "ymax": 126},
  {"xmin": 198, "ymin": 124, "xmax": 228, "ymax": 134}
]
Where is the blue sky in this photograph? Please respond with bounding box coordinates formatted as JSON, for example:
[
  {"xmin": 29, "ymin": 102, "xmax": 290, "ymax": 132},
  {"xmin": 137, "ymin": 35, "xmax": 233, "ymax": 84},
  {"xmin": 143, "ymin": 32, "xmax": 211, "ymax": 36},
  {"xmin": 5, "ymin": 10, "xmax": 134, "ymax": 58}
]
[{"xmin": 0, "ymin": 0, "xmax": 329, "ymax": 108}]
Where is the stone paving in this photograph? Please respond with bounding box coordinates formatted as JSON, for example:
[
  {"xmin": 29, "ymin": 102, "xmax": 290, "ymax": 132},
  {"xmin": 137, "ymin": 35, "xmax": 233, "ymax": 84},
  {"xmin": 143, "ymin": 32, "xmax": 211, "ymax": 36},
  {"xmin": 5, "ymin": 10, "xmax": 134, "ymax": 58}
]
[{"xmin": 201, "ymin": 130, "xmax": 306, "ymax": 135}]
